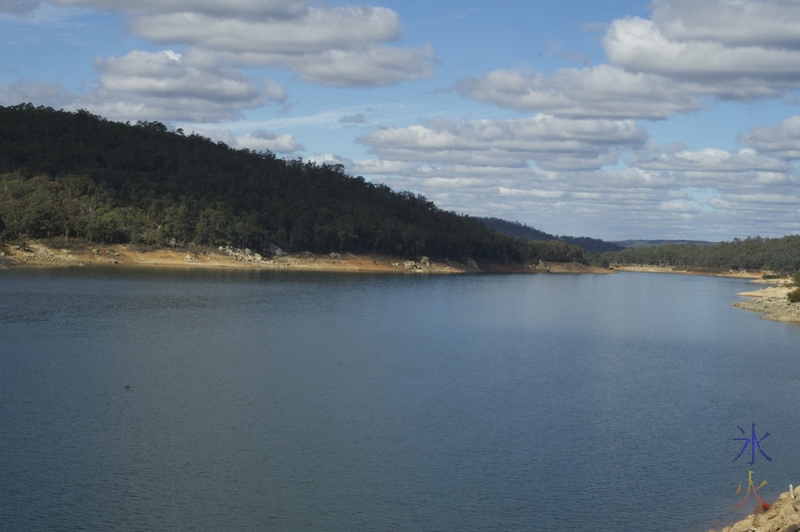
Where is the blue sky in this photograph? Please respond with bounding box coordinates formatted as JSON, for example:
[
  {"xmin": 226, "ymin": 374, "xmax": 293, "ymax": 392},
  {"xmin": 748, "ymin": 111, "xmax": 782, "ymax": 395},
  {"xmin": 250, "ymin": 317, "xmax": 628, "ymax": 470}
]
[{"xmin": 1, "ymin": 0, "xmax": 799, "ymax": 241}]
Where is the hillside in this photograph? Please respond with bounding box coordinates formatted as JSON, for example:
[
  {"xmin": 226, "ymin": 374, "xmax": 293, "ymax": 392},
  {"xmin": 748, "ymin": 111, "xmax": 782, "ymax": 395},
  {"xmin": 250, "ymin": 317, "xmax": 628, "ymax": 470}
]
[
  {"xmin": 477, "ymin": 217, "xmax": 623, "ymax": 253},
  {"xmin": 0, "ymin": 104, "xmax": 590, "ymax": 266},
  {"xmin": 605, "ymin": 236, "xmax": 800, "ymax": 273}
]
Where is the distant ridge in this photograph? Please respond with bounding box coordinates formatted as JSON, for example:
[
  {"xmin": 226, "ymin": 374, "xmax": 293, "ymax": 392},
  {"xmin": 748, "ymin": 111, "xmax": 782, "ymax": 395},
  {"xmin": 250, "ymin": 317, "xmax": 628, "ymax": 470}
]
[
  {"xmin": 614, "ymin": 239, "xmax": 715, "ymax": 248},
  {"xmin": 477, "ymin": 217, "xmax": 623, "ymax": 254}
]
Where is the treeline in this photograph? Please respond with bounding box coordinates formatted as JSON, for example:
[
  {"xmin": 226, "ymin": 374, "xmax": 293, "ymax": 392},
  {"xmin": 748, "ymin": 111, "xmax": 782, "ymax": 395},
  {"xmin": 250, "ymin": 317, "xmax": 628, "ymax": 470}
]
[
  {"xmin": 0, "ymin": 104, "xmax": 588, "ymax": 264},
  {"xmin": 605, "ymin": 236, "xmax": 800, "ymax": 273}
]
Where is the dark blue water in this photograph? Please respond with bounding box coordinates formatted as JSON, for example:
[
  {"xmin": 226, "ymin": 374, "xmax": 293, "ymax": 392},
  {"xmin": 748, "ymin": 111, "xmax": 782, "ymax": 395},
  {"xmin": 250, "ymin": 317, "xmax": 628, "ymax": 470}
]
[{"xmin": 1, "ymin": 268, "xmax": 799, "ymax": 531}]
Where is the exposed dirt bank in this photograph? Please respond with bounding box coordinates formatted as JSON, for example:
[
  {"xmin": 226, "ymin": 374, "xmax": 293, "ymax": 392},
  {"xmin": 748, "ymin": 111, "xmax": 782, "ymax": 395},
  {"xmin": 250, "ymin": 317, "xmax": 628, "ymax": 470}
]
[
  {"xmin": 0, "ymin": 240, "xmax": 611, "ymax": 275},
  {"xmin": 710, "ymin": 486, "xmax": 800, "ymax": 532},
  {"xmin": 613, "ymin": 265, "xmax": 762, "ymax": 279}
]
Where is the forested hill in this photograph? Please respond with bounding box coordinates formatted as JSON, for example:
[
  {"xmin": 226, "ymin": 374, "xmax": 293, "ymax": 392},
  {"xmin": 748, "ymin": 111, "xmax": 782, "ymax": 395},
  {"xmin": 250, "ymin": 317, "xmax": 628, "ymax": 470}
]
[
  {"xmin": 606, "ymin": 236, "xmax": 800, "ymax": 273},
  {"xmin": 0, "ymin": 104, "xmax": 588, "ymax": 264},
  {"xmin": 478, "ymin": 217, "xmax": 623, "ymax": 253}
]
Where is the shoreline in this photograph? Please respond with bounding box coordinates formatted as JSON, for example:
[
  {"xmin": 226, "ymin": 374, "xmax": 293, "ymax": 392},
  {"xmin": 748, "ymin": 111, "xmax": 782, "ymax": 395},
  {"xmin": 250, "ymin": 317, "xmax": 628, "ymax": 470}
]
[
  {"xmin": 0, "ymin": 240, "xmax": 610, "ymax": 275},
  {"xmin": 601, "ymin": 264, "xmax": 800, "ymax": 325},
  {"xmin": 732, "ymin": 282, "xmax": 800, "ymax": 323},
  {"xmin": 710, "ymin": 486, "xmax": 800, "ymax": 532},
  {"xmin": 612, "ymin": 264, "xmax": 763, "ymax": 279}
]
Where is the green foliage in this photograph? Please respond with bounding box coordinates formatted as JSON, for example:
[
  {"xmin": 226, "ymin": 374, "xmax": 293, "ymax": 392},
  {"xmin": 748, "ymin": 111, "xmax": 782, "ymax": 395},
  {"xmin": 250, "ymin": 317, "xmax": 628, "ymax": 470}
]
[
  {"xmin": 788, "ymin": 287, "xmax": 800, "ymax": 304},
  {"xmin": 605, "ymin": 236, "xmax": 800, "ymax": 274},
  {"xmin": 0, "ymin": 104, "xmax": 590, "ymax": 264}
]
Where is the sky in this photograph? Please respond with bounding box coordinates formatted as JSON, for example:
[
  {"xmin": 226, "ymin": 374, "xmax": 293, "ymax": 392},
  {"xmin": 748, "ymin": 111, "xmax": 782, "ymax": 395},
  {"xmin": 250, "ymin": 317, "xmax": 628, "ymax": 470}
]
[{"xmin": 1, "ymin": 0, "xmax": 799, "ymax": 242}]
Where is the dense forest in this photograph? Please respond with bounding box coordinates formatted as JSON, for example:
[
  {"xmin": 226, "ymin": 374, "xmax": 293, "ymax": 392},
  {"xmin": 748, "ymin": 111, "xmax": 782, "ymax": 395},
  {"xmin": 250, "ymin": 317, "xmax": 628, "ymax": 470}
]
[
  {"xmin": 478, "ymin": 217, "xmax": 623, "ymax": 253},
  {"xmin": 0, "ymin": 104, "xmax": 588, "ymax": 265},
  {"xmin": 604, "ymin": 236, "xmax": 800, "ymax": 274}
]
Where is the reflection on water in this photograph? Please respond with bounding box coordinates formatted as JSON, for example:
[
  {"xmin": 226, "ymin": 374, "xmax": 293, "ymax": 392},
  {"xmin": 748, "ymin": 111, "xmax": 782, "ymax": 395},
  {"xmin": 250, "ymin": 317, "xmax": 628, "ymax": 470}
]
[{"xmin": 1, "ymin": 268, "xmax": 799, "ymax": 531}]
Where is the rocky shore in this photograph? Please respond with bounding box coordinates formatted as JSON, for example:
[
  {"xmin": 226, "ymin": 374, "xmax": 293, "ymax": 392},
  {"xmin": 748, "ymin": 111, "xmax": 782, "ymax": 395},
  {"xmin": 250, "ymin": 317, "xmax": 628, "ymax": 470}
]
[
  {"xmin": 734, "ymin": 283, "xmax": 800, "ymax": 324},
  {"xmin": 0, "ymin": 240, "xmax": 608, "ymax": 274},
  {"xmin": 710, "ymin": 486, "xmax": 800, "ymax": 532}
]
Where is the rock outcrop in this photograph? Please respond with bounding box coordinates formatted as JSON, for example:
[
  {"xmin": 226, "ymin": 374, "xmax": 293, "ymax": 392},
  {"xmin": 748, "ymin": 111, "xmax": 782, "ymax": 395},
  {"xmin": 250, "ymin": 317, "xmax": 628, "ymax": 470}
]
[
  {"xmin": 734, "ymin": 285, "xmax": 800, "ymax": 323},
  {"xmin": 711, "ymin": 486, "xmax": 800, "ymax": 532}
]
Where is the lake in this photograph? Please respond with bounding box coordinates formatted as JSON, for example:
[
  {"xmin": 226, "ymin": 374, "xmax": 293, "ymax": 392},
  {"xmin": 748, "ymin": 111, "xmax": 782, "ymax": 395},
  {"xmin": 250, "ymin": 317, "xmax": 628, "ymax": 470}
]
[{"xmin": 1, "ymin": 267, "xmax": 799, "ymax": 531}]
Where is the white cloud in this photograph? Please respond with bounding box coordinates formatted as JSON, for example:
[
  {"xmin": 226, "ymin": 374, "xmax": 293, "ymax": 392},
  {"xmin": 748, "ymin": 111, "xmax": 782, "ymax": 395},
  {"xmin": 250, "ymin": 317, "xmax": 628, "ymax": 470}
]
[
  {"xmin": 358, "ymin": 115, "xmax": 647, "ymax": 171},
  {"xmin": 652, "ymin": 0, "xmax": 800, "ymax": 50},
  {"xmin": 742, "ymin": 116, "xmax": 800, "ymax": 160},
  {"xmin": 185, "ymin": 127, "xmax": 302, "ymax": 154},
  {"xmin": 605, "ymin": 17, "xmax": 800, "ymax": 84},
  {"xmin": 498, "ymin": 187, "xmax": 564, "ymax": 199},
  {"xmin": 631, "ymin": 148, "xmax": 788, "ymax": 174},
  {"xmin": 50, "ymin": 1, "xmax": 435, "ymax": 88},
  {"xmin": 235, "ymin": 130, "xmax": 303, "ymax": 153},
  {"xmin": 455, "ymin": 0, "xmax": 800, "ymax": 121},
  {"xmin": 132, "ymin": 7, "xmax": 402, "ymax": 54},
  {"xmin": 454, "ymin": 65, "xmax": 703, "ymax": 119},
  {"xmin": 274, "ymin": 44, "xmax": 435, "ymax": 88},
  {"xmin": 53, "ymin": 0, "xmax": 307, "ymax": 19},
  {"xmin": 659, "ymin": 200, "xmax": 701, "ymax": 213},
  {"xmin": 80, "ymin": 49, "xmax": 285, "ymax": 122}
]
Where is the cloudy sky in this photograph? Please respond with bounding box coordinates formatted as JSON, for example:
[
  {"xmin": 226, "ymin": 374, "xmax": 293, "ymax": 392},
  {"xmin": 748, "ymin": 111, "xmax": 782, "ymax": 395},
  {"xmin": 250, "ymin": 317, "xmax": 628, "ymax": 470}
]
[{"xmin": 1, "ymin": 0, "xmax": 799, "ymax": 241}]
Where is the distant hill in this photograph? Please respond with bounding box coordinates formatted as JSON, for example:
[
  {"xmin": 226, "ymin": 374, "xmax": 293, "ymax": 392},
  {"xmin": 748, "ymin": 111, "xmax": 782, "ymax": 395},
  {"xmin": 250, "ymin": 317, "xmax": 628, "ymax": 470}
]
[
  {"xmin": 478, "ymin": 217, "xmax": 623, "ymax": 254},
  {"xmin": 614, "ymin": 239, "xmax": 715, "ymax": 248},
  {"xmin": 606, "ymin": 236, "xmax": 800, "ymax": 273}
]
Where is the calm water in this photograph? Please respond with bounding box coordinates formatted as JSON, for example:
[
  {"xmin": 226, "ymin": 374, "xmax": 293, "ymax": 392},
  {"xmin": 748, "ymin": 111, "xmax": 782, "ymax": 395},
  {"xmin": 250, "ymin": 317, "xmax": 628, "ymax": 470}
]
[{"xmin": 1, "ymin": 267, "xmax": 799, "ymax": 531}]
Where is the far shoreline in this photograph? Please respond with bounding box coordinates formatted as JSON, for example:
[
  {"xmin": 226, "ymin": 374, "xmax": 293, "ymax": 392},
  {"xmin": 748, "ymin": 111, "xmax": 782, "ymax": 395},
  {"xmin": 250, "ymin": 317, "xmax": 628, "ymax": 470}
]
[{"xmin": 612, "ymin": 264, "xmax": 764, "ymax": 279}]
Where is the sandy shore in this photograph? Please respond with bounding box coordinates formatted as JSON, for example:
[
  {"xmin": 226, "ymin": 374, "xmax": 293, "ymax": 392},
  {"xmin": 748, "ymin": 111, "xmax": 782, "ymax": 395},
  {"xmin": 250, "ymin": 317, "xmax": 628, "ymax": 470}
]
[
  {"xmin": 0, "ymin": 240, "xmax": 610, "ymax": 275},
  {"xmin": 613, "ymin": 264, "xmax": 763, "ymax": 279},
  {"xmin": 0, "ymin": 241, "xmax": 471, "ymax": 273}
]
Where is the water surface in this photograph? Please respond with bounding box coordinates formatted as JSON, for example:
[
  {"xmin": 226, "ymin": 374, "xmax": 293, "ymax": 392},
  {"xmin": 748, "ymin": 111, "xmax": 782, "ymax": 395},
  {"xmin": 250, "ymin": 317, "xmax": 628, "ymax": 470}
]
[{"xmin": 1, "ymin": 268, "xmax": 798, "ymax": 531}]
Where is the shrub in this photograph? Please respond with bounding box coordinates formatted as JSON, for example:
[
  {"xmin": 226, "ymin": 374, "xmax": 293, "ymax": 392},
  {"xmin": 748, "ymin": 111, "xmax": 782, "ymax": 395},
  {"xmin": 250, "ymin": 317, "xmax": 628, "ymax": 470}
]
[{"xmin": 788, "ymin": 287, "xmax": 800, "ymax": 304}]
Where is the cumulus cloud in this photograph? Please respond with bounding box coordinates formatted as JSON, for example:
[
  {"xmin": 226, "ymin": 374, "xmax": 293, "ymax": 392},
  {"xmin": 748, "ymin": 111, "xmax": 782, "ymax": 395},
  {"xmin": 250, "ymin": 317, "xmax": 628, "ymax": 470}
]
[
  {"xmin": 278, "ymin": 44, "xmax": 435, "ymax": 87},
  {"xmin": 741, "ymin": 116, "xmax": 800, "ymax": 160},
  {"xmin": 601, "ymin": 1, "xmax": 800, "ymax": 100},
  {"xmin": 359, "ymin": 115, "xmax": 647, "ymax": 171},
  {"xmin": 350, "ymin": 122, "xmax": 800, "ymax": 240},
  {"xmin": 235, "ymin": 130, "xmax": 303, "ymax": 153},
  {"xmin": 453, "ymin": 65, "xmax": 703, "ymax": 119},
  {"xmin": 185, "ymin": 127, "xmax": 302, "ymax": 154},
  {"xmin": 630, "ymin": 148, "xmax": 789, "ymax": 174},
  {"xmin": 131, "ymin": 7, "xmax": 402, "ymax": 53},
  {"xmin": 455, "ymin": 0, "xmax": 800, "ymax": 121},
  {"xmin": 52, "ymin": 0, "xmax": 307, "ymax": 19},
  {"xmin": 652, "ymin": 0, "xmax": 800, "ymax": 50},
  {"xmin": 79, "ymin": 49, "xmax": 285, "ymax": 122},
  {"xmin": 227, "ymin": 129, "xmax": 304, "ymax": 155},
  {"xmin": 51, "ymin": 1, "xmax": 435, "ymax": 88}
]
